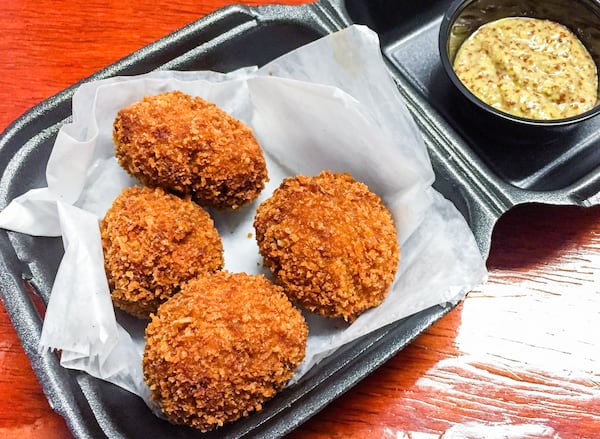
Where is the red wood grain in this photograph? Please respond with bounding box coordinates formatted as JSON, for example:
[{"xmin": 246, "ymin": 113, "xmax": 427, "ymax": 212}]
[{"xmin": 1, "ymin": 1, "xmax": 599, "ymax": 438}]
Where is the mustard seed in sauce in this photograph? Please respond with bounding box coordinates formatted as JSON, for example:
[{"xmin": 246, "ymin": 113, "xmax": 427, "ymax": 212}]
[{"xmin": 453, "ymin": 17, "xmax": 598, "ymax": 120}]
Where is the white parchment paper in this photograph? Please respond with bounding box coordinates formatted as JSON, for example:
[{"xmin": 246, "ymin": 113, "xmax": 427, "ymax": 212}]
[{"xmin": 0, "ymin": 26, "xmax": 487, "ymax": 405}]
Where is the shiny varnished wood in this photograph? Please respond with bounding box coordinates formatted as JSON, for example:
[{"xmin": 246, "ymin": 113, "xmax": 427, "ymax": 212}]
[{"xmin": 1, "ymin": 1, "xmax": 599, "ymax": 438}]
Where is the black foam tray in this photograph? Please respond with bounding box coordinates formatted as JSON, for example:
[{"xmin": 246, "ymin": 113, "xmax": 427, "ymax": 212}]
[{"xmin": 0, "ymin": 1, "xmax": 598, "ymax": 437}]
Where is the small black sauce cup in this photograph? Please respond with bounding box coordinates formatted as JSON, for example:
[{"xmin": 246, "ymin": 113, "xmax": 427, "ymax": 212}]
[{"xmin": 438, "ymin": 0, "xmax": 600, "ymax": 140}]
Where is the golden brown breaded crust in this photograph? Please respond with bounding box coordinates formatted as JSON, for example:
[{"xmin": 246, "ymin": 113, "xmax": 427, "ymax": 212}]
[
  {"xmin": 254, "ymin": 171, "xmax": 400, "ymax": 322},
  {"xmin": 100, "ymin": 186, "xmax": 223, "ymax": 318},
  {"xmin": 143, "ymin": 271, "xmax": 308, "ymax": 431},
  {"xmin": 113, "ymin": 90, "xmax": 268, "ymax": 209}
]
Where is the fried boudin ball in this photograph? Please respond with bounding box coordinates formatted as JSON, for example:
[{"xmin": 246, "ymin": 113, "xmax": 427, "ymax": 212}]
[
  {"xmin": 254, "ymin": 171, "xmax": 400, "ymax": 322},
  {"xmin": 113, "ymin": 90, "xmax": 268, "ymax": 209},
  {"xmin": 143, "ymin": 271, "xmax": 308, "ymax": 431},
  {"xmin": 100, "ymin": 186, "xmax": 223, "ymax": 318}
]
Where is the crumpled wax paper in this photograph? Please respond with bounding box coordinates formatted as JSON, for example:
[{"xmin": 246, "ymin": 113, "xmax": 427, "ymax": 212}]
[{"xmin": 0, "ymin": 25, "xmax": 487, "ymax": 405}]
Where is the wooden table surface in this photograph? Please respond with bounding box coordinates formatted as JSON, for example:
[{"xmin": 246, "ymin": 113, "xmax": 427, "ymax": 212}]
[{"xmin": 1, "ymin": 1, "xmax": 599, "ymax": 438}]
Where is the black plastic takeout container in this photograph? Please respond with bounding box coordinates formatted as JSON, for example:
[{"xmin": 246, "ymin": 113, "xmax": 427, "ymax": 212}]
[
  {"xmin": 438, "ymin": 0, "xmax": 600, "ymax": 131},
  {"xmin": 0, "ymin": 1, "xmax": 599, "ymax": 438}
]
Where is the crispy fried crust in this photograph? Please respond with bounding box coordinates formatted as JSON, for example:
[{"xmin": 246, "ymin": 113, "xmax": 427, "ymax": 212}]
[
  {"xmin": 143, "ymin": 271, "xmax": 308, "ymax": 431},
  {"xmin": 254, "ymin": 171, "xmax": 400, "ymax": 322},
  {"xmin": 100, "ymin": 186, "xmax": 223, "ymax": 318},
  {"xmin": 113, "ymin": 90, "xmax": 268, "ymax": 209}
]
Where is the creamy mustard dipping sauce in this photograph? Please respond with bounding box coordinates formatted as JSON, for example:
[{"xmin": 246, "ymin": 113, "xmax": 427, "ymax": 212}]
[{"xmin": 453, "ymin": 17, "xmax": 598, "ymax": 120}]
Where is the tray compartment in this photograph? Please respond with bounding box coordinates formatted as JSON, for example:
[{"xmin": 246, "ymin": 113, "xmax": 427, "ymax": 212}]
[
  {"xmin": 0, "ymin": 5, "xmax": 454, "ymax": 438},
  {"xmin": 343, "ymin": 0, "xmax": 600, "ymax": 194}
]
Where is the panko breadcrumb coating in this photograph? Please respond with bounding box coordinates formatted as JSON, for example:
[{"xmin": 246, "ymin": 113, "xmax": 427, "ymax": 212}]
[
  {"xmin": 100, "ymin": 186, "xmax": 223, "ymax": 318},
  {"xmin": 113, "ymin": 90, "xmax": 268, "ymax": 209},
  {"xmin": 254, "ymin": 171, "xmax": 400, "ymax": 322},
  {"xmin": 143, "ymin": 271, "xmax": 308, "ymax": 431}
]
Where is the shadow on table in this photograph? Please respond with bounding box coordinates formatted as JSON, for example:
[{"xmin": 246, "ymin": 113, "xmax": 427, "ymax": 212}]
[{"xmin": 487, "ymin": 203, "xmax": 600, "ymax": 270}]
